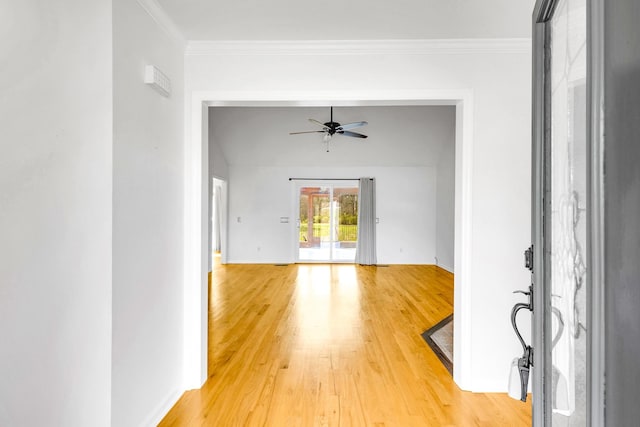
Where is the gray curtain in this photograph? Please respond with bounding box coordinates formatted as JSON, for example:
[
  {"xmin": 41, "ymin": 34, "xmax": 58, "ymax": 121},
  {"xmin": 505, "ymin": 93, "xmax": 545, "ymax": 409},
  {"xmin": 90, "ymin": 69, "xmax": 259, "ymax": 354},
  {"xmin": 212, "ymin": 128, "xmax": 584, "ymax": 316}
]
[{"xmin": 355, "ymin": 178, "xmax": 377, "ymax": 265}]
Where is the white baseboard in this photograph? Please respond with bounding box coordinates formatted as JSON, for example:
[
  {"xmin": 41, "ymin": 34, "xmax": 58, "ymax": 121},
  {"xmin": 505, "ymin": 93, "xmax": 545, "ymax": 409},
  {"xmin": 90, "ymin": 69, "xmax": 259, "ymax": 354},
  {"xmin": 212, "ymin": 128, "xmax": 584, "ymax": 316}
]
[
  {"xmin": 436, "ymin": 263, "xmax": 454, "ymax": 274},
  {"xmin": 139, "ymin": 388, "xmax": 183, "ymax": 427}
]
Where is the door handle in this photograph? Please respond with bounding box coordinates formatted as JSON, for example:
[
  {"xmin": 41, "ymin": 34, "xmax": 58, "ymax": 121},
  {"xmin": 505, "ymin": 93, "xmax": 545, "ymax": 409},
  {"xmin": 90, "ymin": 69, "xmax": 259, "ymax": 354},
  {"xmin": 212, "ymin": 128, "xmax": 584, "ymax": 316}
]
[{"xmin": 511, "ymin": 285, "xmax": 533, "ymax": 402}]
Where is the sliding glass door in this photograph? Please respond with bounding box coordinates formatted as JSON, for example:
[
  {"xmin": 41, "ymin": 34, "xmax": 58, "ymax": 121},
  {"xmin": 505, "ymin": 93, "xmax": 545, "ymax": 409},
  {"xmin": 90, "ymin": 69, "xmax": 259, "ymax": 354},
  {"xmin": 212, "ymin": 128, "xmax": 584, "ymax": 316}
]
[{"xmin": 297, "ymin": 182, "xmax": 358, "ymax": 262}]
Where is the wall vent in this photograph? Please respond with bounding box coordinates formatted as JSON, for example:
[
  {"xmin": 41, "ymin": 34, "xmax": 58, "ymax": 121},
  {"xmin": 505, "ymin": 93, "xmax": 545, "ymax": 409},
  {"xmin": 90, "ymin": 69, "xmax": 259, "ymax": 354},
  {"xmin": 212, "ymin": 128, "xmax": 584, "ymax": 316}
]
[{"xmin": 144, "ymin": 65, "xmax": 171, "ymax": 97}]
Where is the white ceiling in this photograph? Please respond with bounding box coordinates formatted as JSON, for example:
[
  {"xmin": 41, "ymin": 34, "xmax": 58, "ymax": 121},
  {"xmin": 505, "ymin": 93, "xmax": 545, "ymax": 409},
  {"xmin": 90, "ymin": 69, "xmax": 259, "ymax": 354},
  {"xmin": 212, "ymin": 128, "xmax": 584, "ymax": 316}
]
[
  {"xmin": 156, "ymin": 0, "xmax": 533, "ymax": 41},
  {"xmin": 209, "ymin": 106, "xmax": 455, "ymax": 167},
  {"xmin": 158, "ymin": 1, "xmax": 531, "ymax": 168}
]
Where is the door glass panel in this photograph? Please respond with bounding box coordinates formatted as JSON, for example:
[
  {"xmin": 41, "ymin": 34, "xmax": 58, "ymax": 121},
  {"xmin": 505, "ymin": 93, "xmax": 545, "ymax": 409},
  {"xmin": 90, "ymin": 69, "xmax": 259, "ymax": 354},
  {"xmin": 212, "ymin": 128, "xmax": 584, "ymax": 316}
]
[
  {"xmin": 548, "ymin": 0, "xmax": 587, "ymax": 424},
  {"xmin": 299, "ymin": 187, "xmax": 330, "ymax": 261},
  {"xmin": 332, "ymin": 187, "xmax": 358, "ymax": 262}
]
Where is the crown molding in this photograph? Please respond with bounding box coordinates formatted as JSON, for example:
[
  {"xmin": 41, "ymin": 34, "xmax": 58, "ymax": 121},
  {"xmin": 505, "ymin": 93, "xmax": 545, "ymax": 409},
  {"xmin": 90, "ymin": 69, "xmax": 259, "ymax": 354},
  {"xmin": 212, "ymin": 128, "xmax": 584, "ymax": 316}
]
[
  {"xmin": 186, "ymin": 39, "xmax": 531, "ymax": 56},
  {"xmin": 136, "ymin": 0, "xmax": 186, "ymax": 48}
]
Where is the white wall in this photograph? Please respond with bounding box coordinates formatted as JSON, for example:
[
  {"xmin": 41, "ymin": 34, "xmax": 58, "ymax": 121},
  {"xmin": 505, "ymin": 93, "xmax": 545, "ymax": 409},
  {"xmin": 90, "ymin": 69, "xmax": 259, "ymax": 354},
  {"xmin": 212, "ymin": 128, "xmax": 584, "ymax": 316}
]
[
  {"xmin": 208, "ymin": 106, "xmax": 455, "ymax": 168},
  {"xmin": 209, "ymin": 105, "xmax": 453, "ymax": 266},
  {"xmin": 0, "ymin": 1, "xmax": 113, "ymax": 425},
  {"xmin": 435, "ymin": 139, "xmax": 455, "ymax": 272},
  {"xmin": 375, "ymin": 167, "xmax": 436, "ymax": 264},
  {"xmin": 208, "ymin": 110, "xmax": 229, "ymax": 179},
  {"xmin": 226, "ymin": 166, "xmax": 436, "ymax": 264},
  {"xmin": 112, "ymin": 0, "xmax": 184, "ymax": 425},
  {"xmin": 185, "ymin": 41, "xmax": 532, "ymax": 391}
]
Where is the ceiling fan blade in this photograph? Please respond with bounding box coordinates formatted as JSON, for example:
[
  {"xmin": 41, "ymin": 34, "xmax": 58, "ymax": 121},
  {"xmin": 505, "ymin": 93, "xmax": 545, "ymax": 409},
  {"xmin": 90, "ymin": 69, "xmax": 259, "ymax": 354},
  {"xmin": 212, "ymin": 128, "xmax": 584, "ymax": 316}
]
[
  {"xmin": 339, "ymin": 130, "xmax": 368, "ymax": 138},
  {"xmin": 289, "ymin": 130, "xmax": 326, "ymax": 135},
  {"xmin": 337, "ymin": 121, "xmax": 368, "ymax": 131},
  {"xmin": 308, "ymin": 118, "xmax": 328, "ymax": 129}
]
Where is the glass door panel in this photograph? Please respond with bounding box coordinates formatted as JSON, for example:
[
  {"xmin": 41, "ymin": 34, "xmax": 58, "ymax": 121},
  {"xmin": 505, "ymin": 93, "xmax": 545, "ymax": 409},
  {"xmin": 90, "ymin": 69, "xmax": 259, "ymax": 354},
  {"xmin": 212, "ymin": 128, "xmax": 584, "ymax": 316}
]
[
  {"xmin": 299, "ymin": 187, "xmax": 330, "ymax": 261},
  {"xmin": 546, "ymin": 0, "xmax": 588, "ymax": 424},
  {"xmin": 332, "ymin": 187, "xmax": 358, "ymax": 262}
]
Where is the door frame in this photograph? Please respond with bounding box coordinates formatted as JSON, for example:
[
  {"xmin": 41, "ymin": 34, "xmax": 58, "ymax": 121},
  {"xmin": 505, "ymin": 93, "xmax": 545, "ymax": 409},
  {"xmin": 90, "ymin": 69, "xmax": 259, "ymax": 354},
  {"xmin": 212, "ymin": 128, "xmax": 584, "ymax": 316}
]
[
  {"xmin": 586, "ymin": 0, "xmax": 605, "ymax": 425},
  {"xmin": 531, "ymin": 0, "xmax": 605, "ymax": 425},
  {"xmin": 531, "ymin": 3, "xmax": 551, "ymax": 424},
  {"xmin": 183, "ymin": 91, "xmax": 475, "ymax": 391}
]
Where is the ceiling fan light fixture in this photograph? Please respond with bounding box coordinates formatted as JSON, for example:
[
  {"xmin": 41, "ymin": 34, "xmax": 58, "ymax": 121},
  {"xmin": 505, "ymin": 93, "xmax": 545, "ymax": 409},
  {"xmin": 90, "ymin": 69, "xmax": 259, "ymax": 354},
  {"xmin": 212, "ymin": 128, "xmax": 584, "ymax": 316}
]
[{"xmin": 289, "ymin": 107, "xmax": 368, "ymax": 145}]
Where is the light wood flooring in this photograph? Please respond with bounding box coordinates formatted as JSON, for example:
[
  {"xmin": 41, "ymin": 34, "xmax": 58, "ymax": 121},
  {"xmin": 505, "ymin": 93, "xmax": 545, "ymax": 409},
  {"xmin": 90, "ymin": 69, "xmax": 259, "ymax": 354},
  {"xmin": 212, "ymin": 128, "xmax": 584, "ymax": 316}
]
[{"xmin": 160, "ymin": 263, "xmax": 531, "ymax": 426}]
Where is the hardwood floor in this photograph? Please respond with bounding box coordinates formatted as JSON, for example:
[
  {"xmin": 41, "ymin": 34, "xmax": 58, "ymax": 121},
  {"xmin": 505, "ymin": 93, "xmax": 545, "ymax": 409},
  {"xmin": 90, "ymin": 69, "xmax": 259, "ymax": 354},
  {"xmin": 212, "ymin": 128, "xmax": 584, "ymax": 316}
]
[{"xmin": 160, "ymin": 263, "xmax": 531, "ymax": 426}]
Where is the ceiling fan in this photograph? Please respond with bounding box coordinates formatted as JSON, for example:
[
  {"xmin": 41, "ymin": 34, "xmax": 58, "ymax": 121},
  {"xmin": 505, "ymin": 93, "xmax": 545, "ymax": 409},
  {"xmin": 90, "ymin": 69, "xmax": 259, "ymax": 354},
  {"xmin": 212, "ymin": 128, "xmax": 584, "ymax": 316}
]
[{"xmin": 289, "ymin": 107, "xmax": 368, "ymax": 151}]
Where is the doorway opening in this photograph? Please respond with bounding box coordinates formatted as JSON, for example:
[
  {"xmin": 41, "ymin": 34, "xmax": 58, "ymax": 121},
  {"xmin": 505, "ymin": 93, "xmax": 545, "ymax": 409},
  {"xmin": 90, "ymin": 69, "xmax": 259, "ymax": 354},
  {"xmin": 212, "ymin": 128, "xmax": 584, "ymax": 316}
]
[
  {"xmin": 296, "ymin": 182, "xmax": 359, "ymax": 262},
  {"xmin": 184, "ymin": 94, "xmax": 474, "ymax": 391},
  {"xmin": 211, "ymin": 177, "xmax": 227, "ymax": 266}
]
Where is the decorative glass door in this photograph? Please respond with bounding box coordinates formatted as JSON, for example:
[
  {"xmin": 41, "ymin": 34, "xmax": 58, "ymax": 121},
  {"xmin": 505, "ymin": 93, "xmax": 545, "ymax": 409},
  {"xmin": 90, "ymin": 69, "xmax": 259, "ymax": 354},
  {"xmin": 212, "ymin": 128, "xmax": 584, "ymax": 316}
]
[
  {"xmin": 531, "ymin": 0, "xmax": 588, "ymax": 425},
  {"xmin": 297, "ymin": 183, "xmax": 358, "ymax": 262}
]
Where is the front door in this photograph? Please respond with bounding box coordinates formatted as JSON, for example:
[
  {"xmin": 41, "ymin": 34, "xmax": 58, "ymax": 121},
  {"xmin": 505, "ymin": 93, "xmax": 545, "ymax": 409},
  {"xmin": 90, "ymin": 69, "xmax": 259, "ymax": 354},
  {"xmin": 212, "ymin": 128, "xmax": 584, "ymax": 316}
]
[{"xmin": 531, "ymin": 0, "xmax": 588, "ymax": 425}]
